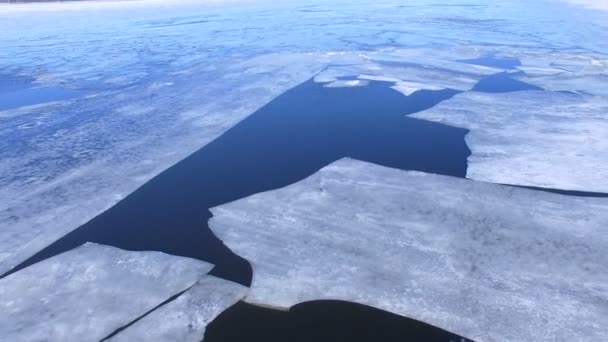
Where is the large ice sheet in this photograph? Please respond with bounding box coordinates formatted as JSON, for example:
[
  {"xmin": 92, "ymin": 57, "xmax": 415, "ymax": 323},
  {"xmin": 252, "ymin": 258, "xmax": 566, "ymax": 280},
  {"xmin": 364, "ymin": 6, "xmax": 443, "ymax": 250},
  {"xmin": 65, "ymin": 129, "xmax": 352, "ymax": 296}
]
[
  {"xmin": 110, "ymin": 276, "xmax": 247, "ymax": 342},
  {"xmin": 411, "ymin": 91, "xmax": 608, "ymax": 193},
  {"xmin": 0, "ymin": 243, "xmax": 213, "ymax": 342},
  {"xmin": 210, "ymin": 158, "xmax": 608, "ymax": 342}
]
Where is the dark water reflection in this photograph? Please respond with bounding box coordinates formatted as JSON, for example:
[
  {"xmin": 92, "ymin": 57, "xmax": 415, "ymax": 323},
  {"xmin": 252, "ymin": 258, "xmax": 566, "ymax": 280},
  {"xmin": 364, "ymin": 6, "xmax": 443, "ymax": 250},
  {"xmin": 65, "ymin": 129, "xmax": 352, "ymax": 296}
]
[{"xmin": 205, "ymin": 300, "xmax": 470, "ymax": 342}]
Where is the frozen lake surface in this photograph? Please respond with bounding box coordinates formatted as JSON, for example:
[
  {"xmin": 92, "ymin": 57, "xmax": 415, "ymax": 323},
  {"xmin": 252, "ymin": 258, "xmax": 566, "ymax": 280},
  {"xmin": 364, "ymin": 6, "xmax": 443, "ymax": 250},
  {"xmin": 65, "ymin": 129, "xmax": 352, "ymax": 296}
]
[{"xmin": 1, "ymin": 0, "xmax": 607, "ymax": 341}]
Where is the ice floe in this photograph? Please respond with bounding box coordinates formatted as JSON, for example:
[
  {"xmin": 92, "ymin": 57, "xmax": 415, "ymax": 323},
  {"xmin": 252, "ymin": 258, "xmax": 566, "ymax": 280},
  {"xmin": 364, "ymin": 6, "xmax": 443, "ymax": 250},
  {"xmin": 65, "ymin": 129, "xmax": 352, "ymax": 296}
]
[
  {"xmin": 210, "ymin": 158, "xmax": 608, "ymax": 342},
  {"xmin": 0, "ymin": 243, "xmax": 213, "ymax": 342},
  {"xmin": 109, "ymin": 276, "xmax": 247, "ymax": 342},
  {"xmin": 411, "ymin": 90, "xmax": 608, "ymax": 193}
]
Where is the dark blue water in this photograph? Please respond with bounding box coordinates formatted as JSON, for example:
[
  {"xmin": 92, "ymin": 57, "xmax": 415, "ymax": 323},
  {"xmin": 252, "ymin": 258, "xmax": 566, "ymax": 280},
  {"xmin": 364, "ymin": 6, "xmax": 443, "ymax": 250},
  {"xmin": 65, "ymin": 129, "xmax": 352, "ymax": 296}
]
[
  {"xmin": 4, "ymin": 68, "xmax": 578, "ymax": 342},
  {"xmin": 205, "ymin": 300, "xmax": 469, "ymax": 342},
  {"xmin": 459, "ymin": 55, "xmax": 522, "ymax": 69},
  {"xmin": 0, "ymin": 74, "xmax": 83, "ymax": 110}
]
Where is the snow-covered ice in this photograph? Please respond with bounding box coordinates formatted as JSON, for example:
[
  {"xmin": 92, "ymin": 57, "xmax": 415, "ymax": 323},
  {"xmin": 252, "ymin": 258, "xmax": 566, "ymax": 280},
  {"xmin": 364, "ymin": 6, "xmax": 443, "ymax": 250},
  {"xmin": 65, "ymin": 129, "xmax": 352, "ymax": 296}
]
[
  {"xmin": 109, "ymin": 276, "xmax": 247, "ymax": 342},
  {"xmin": 0, "ymin": 243, "xmax": 213, "ymax": 342},
  {"xmin": 210, "ymin": 158, "xmax": 608, "ymax": 342},
  {"xmin": 411, "ymin": 90, "xmax": 608, "ymax": 193}
]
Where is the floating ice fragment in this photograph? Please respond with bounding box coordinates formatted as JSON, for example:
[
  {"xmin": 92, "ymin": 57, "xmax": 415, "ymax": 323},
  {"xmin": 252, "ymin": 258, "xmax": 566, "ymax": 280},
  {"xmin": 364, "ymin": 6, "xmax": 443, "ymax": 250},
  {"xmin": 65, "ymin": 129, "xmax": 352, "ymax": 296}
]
[
  {"xmin": 411, "ymin": 91, "xmax": 608, "ymax": 192},
  {"xmin": 357, "ymin": 74, "xmax": 403, "ymax": 83},
  {"xmin": 209, "ymin": 158, "xmax": 608, "ymax": 342},
  {"xmin": 391, "ymin": 81, "xmax": 444, "ymax": 96},
  {"xmin": 323, "ymin": 79, "xmax": 369, "ymax": 88},
  {"xmin": 0, "ymin": 243, "xmax": 213, "ymax": 342},
  {"xmin": 109, "ymin": 276, "xmax": 247, "ymax": 342}
]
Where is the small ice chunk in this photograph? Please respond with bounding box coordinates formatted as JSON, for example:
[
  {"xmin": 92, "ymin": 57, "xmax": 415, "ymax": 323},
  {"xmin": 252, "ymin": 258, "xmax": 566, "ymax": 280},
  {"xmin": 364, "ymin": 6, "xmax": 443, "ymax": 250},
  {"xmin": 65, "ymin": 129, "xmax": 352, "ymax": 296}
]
[
  {"xmin": 411, "ymin": 90, "xmax": 608, "ymax": 193},
  {"xmin": 314, "ymin": 63, "xmax": 381, "ymax": 84},
  {"xmin": 210, "ymin": 158, "xmax": 608, "ymax": 342},
  {"xmin": 109, "ymin": 276, "xmax": 248, "ymax": 342},
  {"xmin": 391, "ymin": 81, "xmax": 444, "ymax": 96},
  {"xmin": 323, "ymin": 79, "xmax": 369, "ymax": 88},
  {"xmin": 0, "ymin": 243, "xmax": 213, "ymax": 342},
  {"xmin": 357, "ymin": 74, "xmax": 402, "ymax": 83}
]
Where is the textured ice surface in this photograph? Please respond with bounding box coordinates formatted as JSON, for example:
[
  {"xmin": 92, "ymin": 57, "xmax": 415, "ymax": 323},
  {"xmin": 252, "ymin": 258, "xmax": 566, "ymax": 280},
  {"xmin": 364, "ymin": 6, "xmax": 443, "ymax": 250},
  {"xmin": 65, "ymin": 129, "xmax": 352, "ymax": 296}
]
[
  {"xmin": 411, "ymin": 91, "xmax": 608, "ymax": 192},
  {"xmin": 210, "ymin": 158, "xmax": 608, "ymax": 342},
  {"xmin": 110, "ymin": 276, "xmax": 247, "ymax": 342},
  {"xmin": 0, "ymin": 243, "xmax": 213, "ymax": 342},
  {"xmin": 1, "ymin": 0, "xmax": 608, "ymax": 275}
]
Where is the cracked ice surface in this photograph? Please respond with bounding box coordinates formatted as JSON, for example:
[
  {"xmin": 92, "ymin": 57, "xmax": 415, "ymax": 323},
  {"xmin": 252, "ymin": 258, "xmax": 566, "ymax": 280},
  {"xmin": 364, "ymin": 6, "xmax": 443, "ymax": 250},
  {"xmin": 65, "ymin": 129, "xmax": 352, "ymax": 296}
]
[
  {"xmin": 210, "ymin": 158, "xmax": 608, "ymax": 342},
  {"xmin": 411, "ymin": 91, "xmax": 608, "ymax": 193},
  {"xmin": 1, "ymin": 0, "xmax": 608, "ymax": 276},
  {"xmin": 110, "ymin": 276, "xmax": 247, "ymax": 342},
  {"xmin": 0, "ymin": 243, "xmax": 213, "ymax": 342}
]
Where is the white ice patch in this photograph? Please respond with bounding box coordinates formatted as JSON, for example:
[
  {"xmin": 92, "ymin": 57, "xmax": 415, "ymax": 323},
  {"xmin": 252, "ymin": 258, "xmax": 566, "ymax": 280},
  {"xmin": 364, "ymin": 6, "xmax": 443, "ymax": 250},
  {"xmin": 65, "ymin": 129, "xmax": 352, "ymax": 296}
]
[
  {"xmin": 109, "ymin": 276, "xmax": 247, "ymax": 342},
  {"xmin": 411, "ymin": 91, "xmax": 608, "ymax": 193},
  {"xmin": 323, "ymin": 79, "xmax": 369, "ymax": 88},
  {"xmin": 391, "ymin": 81, "xmax": 444, "ymax": 96},
  {"xmin": 0, "ymin": 243, "xmax": 213, "ymax": 342},
  {"xmin": 209, "ymin": 158, "xmax": 608, "ymax": 342},
  {"xmin": 357, "ymin": 74, "xmax": 403, "ymax": 83}
]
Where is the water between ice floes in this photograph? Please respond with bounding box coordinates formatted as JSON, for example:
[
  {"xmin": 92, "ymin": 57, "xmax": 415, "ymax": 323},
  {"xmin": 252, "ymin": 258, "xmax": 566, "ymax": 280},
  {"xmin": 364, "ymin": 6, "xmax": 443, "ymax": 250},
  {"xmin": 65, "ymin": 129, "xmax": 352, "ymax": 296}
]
[{"xmin": 5, "ymin": 66, "xmax": 553, "ymax": 341}]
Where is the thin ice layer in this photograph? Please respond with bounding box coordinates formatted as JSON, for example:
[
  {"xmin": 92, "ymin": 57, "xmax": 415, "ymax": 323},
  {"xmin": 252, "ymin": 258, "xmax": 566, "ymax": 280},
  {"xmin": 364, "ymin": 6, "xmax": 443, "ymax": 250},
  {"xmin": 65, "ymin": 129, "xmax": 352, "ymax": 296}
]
[
  {"xmin": 209, "ymin": 158, "xmax": 608, "ymax": 342},
  {"xmin": 0, "ymin": 243, "xmax": 213, "ymax": 342},
  {"xmin": 110, "ymin": 276, "xmax": 248, "ymax": 342},
  {"xmin": 411, "ymin": 90, "xmax": 608, "ymax": 193}
]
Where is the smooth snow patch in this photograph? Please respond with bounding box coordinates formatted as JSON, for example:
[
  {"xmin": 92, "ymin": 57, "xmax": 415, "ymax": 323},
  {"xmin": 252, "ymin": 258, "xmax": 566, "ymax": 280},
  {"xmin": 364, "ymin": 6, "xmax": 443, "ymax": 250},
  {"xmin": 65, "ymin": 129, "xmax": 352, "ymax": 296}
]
[
  {"xmin": 411, "ymin": 91, "xmax": 608, "ymax": 193},
  {"xmin": 0, "ymin": 243, "xmax": 213, "ymax": 342},
  {"xmin": 210, "ymin": 158, "xmax": 608, "ymax": 342},
  {"xmin": 109, "ymin": 276, "xmax": 247, "ymax": 342}
]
